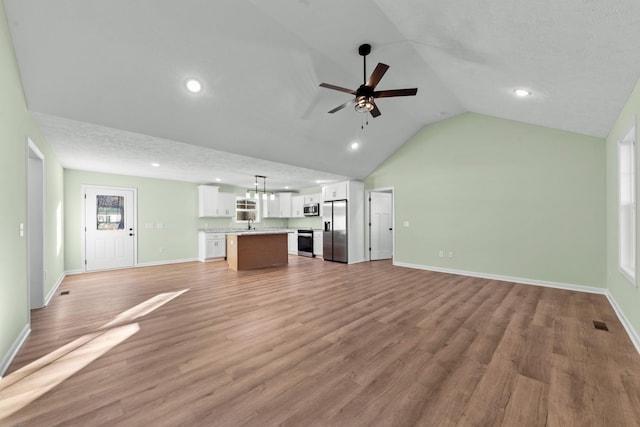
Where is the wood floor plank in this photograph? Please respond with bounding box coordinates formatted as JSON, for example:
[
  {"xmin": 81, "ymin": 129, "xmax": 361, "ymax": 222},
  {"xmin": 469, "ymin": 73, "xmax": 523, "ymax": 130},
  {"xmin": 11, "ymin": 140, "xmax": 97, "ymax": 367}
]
[{"xmin": 2, "ymin": 257, "xmax": 639, "ymax": 426}]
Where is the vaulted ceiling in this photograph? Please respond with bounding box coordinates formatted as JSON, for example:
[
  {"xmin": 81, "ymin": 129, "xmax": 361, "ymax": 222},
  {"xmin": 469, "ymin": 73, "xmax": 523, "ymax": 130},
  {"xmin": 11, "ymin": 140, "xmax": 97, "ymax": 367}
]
[{"xmin": 5, "ymin": 0, "xmax": 640, "ymax": 190}]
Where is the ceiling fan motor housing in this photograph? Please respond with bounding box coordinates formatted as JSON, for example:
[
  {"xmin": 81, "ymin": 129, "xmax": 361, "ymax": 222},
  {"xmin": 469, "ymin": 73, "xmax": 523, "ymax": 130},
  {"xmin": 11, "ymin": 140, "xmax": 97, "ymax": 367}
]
[{"xmin": 358, "ymin": 43, "xmax": 371, "ymax": 56}]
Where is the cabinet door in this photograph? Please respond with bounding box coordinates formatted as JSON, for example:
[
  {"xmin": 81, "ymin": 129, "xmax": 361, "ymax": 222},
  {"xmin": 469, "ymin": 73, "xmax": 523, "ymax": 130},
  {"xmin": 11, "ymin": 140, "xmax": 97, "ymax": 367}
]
[
  {"xmin": 288, "ymin": 232, "xmax": 298, "ymax": 254},
  {"xmin": 279, "ymin": 193, "xmax": 292, "ymax": 218},
  {"xmin": 218, "ymin": 192, "xmax": 236, "ymax": 217},
  {"xmin": 212, "ymin": 238, "xmax": 226, "ymax": 258},
  {"xmin": 198, "ymin": 185, "xmax": 219, "ymax": 217},
  {"xmin": 313, "ymin": 231, "xmax": 323, "ymax": 256},
  {"xmin": 292, "ymin": 195, "xmax": 305, "ymax": 218},
  {"xmin": 323, "ymin": 183, "xmax": 347, "ymax": 201},
  {"xmin": 304, "ymin": 192, "xmax": 322, "ymax": 204},
  {"xmin": 205, "ymin": 238, "xmax": 217, "ymax": 258},
  {"xmin": 264, "ymin": 197, "xmax": 279, "ymax": 218}
]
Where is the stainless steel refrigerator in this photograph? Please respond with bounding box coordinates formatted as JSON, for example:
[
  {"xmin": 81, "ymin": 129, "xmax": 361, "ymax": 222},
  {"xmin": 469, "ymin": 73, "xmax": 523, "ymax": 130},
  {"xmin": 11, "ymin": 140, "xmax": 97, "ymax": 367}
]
[{"xmin": 323, "ymin": 200, "xmax": 348, "ymax": 263}]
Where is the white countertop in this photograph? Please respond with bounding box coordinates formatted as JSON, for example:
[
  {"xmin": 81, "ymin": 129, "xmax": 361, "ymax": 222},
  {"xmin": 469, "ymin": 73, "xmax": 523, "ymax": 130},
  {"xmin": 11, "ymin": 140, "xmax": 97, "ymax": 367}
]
[
  {"xmin": 200, "ymin": 228, "xmax": 295, "ymax": 235},
  {"xmin": 226, "ymin": 230, "xmax": 293, "ymax": 236}
]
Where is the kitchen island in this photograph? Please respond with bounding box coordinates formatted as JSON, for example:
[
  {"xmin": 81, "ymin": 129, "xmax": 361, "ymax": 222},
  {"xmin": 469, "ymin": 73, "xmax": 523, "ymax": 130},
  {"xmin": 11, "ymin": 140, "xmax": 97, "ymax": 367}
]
[{"xmin": 226, "ymin": 231, "xmax": 289, "ymax": 271}]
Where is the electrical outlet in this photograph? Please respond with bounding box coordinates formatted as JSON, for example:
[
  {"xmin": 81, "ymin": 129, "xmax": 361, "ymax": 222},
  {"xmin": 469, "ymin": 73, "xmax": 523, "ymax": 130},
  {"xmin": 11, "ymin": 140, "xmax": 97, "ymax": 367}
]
[
  {"xmin": 439, "ymin": 250, "xmax": 444, "ymax": 257},
  {"xmin": 403, "ymin": 220, "xmax": 410, "ymax": 227},
  {"xmin": 159, "ymin": 247, "xmax": 165, "ymax": 253},
  {"xmin": 449, "ymin": 251, "xmax": 454, "ymax": 258}
]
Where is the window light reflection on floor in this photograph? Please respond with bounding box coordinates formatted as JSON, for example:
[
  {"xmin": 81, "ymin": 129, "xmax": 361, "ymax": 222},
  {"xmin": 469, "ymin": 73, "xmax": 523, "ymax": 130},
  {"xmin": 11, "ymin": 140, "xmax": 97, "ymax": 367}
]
[{"xmin": 0, "ymin": 289, "xmax": 189, "ymax": 421}]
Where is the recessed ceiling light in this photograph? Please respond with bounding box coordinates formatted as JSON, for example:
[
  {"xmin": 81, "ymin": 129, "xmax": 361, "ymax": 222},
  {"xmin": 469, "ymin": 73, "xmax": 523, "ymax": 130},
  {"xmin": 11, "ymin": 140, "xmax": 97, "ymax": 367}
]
[
  {"xmin": 514, "ymin": 89, "xmax": 531, "ymax": 97},
  {"xmin": 215, "ymin": 178, "xmax": 221, "ymax": 182},
  {"xmin": 151, "ymin": 163, "xmax": 160, "ymax": 167},
  {"xmin": 350, "ymin": 142, "xmax": 360, "ymax": 151},
  {"xmin": 284, "ymin": 186, "xmax": 290, "ymax": 189},
  {"xmin": 185, "ymin": 79, "xmax": 202, "ymax": 93}
]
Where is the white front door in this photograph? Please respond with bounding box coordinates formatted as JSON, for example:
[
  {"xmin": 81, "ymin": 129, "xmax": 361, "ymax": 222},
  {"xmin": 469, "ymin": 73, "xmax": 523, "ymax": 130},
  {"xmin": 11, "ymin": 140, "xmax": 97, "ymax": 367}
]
[
  {"xmin": 370, "ymin": 191, "xmax": 393, "ymax": 261},
  {"xmin": 84, "ymin": 186, "xmax": 136, "ymax": 271}
]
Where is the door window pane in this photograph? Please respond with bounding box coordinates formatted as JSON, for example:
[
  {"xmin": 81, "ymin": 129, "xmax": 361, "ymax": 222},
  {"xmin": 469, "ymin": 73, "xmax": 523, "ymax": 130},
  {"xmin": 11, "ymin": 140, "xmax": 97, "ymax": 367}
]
[{"xmin": 96, "ymin": 195, "xmax": 125, "ymax": 230}]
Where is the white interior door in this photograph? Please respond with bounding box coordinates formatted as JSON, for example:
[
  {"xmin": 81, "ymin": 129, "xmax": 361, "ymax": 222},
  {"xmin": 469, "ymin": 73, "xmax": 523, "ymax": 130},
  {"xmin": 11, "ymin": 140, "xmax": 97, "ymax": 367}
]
[
  {"xmin": 370, "ymin": 191, "xmax": 393, "ymax": 261},
  {"xmin": 84, "ymin": 187, "xmax": 136, "ymax": 271}
]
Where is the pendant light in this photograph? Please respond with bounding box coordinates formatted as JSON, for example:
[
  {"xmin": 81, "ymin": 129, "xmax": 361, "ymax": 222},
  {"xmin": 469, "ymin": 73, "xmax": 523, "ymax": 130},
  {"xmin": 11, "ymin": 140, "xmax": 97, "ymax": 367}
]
[{"xmin": 247, "ymin": 175, "xmax": 272, "ymax": 200}]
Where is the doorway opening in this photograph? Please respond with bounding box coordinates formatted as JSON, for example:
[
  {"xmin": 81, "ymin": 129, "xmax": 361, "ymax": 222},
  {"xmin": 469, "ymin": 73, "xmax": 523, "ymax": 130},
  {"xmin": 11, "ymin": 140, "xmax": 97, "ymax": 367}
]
[
  {"xmin": 367, "ymin": 188, "xmax": 394, "ymax": 261},
  {"xmin": 27, "ymin": 139, "xmax": 45, "ymax": 310}
]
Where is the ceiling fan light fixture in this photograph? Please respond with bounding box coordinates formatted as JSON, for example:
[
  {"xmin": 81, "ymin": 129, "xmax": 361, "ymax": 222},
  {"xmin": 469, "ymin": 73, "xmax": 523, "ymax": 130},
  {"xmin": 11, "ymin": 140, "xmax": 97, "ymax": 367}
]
[{"xmin": 355, "ymin": 95, "xmax": 375, "ymax": 113}]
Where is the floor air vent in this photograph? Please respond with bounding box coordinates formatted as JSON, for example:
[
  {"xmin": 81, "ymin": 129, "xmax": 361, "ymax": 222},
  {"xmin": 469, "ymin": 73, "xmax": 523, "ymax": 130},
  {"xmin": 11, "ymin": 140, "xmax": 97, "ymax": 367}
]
[
  {"xmin": 593, "ymin": 320, "xmax": 609, "ymax": 331},
  {"xmin": 60, "ymin": 290, "xmax": 70, "ymax": 295}
]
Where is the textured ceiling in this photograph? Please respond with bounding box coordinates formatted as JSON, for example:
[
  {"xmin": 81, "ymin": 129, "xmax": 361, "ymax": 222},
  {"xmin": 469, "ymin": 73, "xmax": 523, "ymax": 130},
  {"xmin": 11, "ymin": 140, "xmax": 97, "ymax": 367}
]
[{"xmin": 5, "ymin": 0, "xmax": 640, "ymax": 189}]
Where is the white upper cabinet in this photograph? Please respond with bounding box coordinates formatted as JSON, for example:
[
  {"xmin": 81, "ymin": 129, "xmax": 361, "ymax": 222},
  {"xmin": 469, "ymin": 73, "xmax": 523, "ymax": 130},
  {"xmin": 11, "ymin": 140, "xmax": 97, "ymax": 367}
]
[
  {"xmin": 303, "ymin": 193, "xmax": 322, "ymax": 205},
  {"xmin": 263, "ymin": 192, "xmax": 305, "ymax": 218},
  {"xmin": 198, "ymin": 185, "xmax": 219, "ymax": 217},
  {"xmin": 198, "ymin": 185, "xmax": 235, "ymax": 217},
  {"xmin": 323, "ymin": 182, "xmax": 348, "ymax": 201},
  {"xmin": 264, "ymin": 196, "xmax": 279, "ymax": 218},
  {"xmin": 292, "ymin": 195, "xmax": 305, "ymax": 218},
  {"xmin": 218, "ymin": 192, "xmax": 236, "ymax": 217},
  {"xmin": 278, "ymin": 192, "xmax": 292, "ymax": 218}
]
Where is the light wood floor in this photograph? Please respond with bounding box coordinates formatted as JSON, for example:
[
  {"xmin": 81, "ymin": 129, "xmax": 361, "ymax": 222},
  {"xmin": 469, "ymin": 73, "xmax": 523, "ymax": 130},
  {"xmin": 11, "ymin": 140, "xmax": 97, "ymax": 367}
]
[{"xmin": 2, "ymin": 257, "xmax": 640, "ymax": 426}]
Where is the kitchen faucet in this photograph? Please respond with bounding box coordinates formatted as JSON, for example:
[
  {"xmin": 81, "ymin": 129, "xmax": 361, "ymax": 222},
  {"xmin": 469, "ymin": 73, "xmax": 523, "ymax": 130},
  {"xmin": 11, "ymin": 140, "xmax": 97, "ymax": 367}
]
[{"xmin": 247, "ymin": 218, "xmax": 253, "ymax": 230}]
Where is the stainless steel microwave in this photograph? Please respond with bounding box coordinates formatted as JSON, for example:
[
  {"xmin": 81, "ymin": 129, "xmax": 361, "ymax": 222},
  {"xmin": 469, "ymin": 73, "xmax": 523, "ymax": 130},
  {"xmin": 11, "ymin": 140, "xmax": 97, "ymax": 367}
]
[{"xmin": 303, "ymin": 203, "xmax": 320, "ymax": 216}]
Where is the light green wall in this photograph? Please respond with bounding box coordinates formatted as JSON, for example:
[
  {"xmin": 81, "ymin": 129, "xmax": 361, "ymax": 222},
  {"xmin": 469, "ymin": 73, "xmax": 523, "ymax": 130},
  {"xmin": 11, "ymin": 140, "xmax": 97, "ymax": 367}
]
[
  {"xmin": 606, "ymin": 78, "xmax": 640, "ymax": 336},
  {"xmin": 64, "ymin": 171, "xmax": 290, "ymax": 271},
  {"xmin": 1, "ymin": 3, "xmax": 64, "ymax": 373},
  {"xmin": 366, "ymin": 113, "xmax": 606, "ymax": 287}
]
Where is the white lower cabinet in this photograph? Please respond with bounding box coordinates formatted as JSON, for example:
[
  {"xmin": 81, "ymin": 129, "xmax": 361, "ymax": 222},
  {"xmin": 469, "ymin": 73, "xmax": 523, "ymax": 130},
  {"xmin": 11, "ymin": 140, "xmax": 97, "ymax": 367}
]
[
  {"xmin": 288, "ymin": 231, "xmax": 298, "ymax": 254},
  {"xmin": 198, "ymin": 232, "xmax": 226, "ymax": 261},
  {"xmin": 313, "ymin": 230, "xmax": 323, "ymax": 257}
]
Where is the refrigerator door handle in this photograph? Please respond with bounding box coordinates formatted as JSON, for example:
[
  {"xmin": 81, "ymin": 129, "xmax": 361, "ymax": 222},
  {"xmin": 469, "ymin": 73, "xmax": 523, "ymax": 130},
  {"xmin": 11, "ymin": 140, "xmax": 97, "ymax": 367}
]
[{"xmin": 324, "ymin": 221, "xmax": 331, "ymax": 232}]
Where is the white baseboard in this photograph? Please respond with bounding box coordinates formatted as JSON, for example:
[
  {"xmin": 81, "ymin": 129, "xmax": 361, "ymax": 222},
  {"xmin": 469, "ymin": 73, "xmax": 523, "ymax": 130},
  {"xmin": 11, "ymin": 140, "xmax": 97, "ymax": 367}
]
[
  {"xmin": 394, "ymin": 262, "xmax": 607, "ymax": 295},
  {"xmin": 44, "ymin": 272, "xmax": 66, "ymax": 306},
  {"xmin": 65, "ymin": 269, "xmax": 83, "ymax": 276},
  {"xmin": 136, "ymin": 258, "xmax": 199, "ymax": 268},
  {"xmin": 0, "ymin": 322, "xmax": 30, "ymax": 378},
  {"xmin": 605, "ymin": 292, "xmax": 640, "ymax": 354},
  {"xmin": 394, "ymin": 261, "xmax": 640, "ymax": 355}
]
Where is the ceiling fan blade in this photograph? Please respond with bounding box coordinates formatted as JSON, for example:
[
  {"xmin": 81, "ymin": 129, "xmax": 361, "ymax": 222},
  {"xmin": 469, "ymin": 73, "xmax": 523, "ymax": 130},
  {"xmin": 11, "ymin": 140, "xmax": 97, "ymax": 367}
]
[
  {"xmin": 370, "ymin": 103, "xmax": 382, "ymax": 118},
  {"xmin": 328, "ymin": 98, "xmax": 355, "ymax": 114},
  {"xmin": 373, "ymin": 88, "xmax": 418, "ymax": 98},
  {"xmin": 366, "ymin": 63, "xmax": 389, "ymax": 89},
  {"xmin": 319, "ymin": 83, "xmax": 357, "ymax": 95}
]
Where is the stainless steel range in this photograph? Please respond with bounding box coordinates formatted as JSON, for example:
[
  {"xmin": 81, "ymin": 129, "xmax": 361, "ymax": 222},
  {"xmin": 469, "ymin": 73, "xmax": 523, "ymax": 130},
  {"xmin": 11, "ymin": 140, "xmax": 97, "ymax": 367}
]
[{"xmin": 297, "ymin": 229, "xmax": 314, "ymax": 257}]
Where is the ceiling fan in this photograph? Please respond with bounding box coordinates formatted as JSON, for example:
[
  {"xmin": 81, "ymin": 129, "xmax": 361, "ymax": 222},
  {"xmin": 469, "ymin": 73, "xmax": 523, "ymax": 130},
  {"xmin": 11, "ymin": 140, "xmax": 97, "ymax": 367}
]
[{"xmin": 319, "ymin": 43, "xmax": 418, "ymax": 118}]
